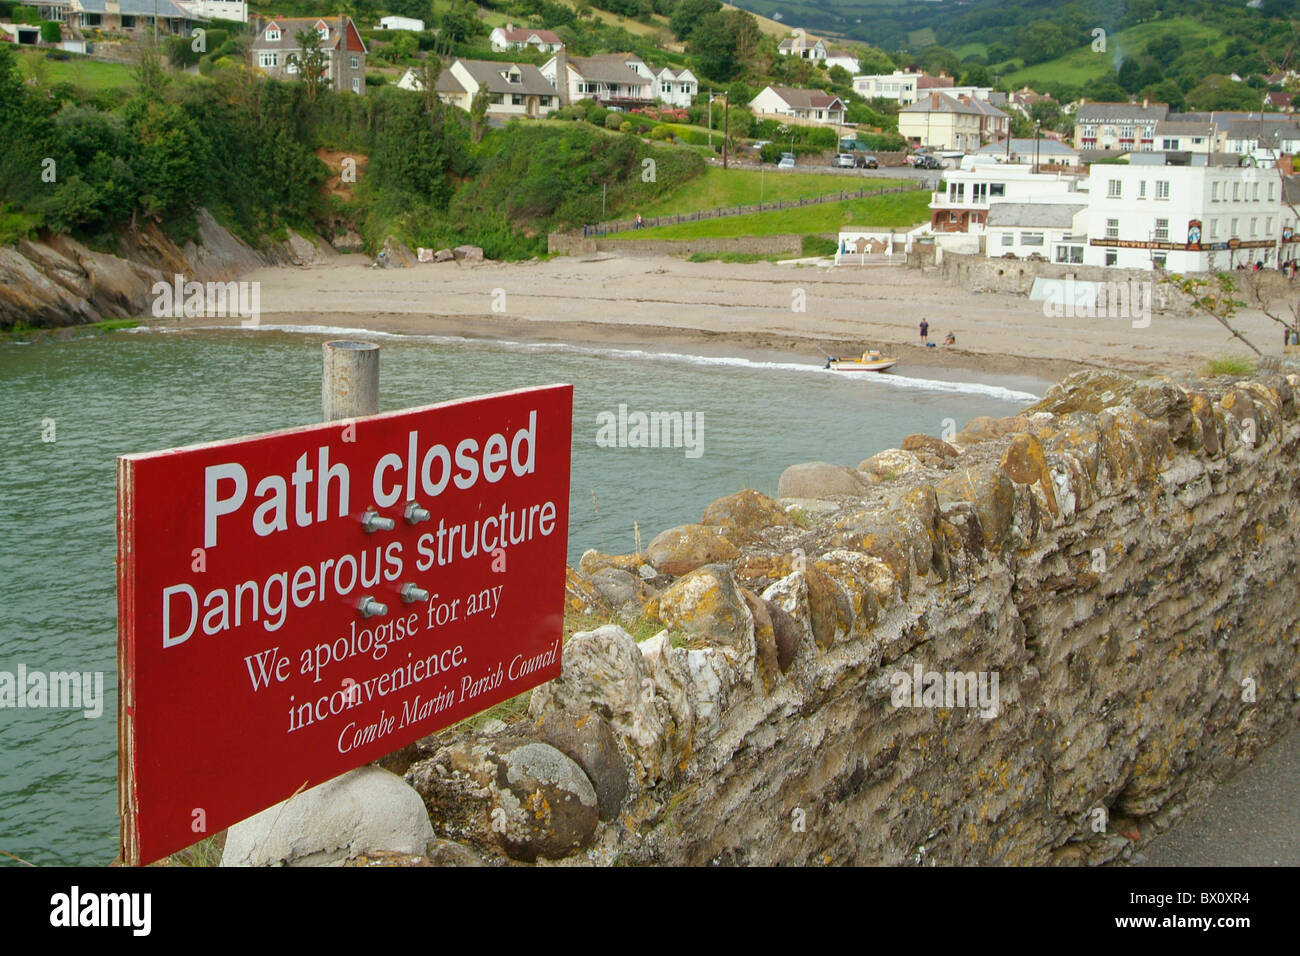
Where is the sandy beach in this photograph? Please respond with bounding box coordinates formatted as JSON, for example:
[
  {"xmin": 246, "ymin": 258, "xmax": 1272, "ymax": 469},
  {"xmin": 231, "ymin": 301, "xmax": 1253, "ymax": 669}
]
[{"xmin": 171, "ymin": 253, "xmax": 1287, "ymax": 382}]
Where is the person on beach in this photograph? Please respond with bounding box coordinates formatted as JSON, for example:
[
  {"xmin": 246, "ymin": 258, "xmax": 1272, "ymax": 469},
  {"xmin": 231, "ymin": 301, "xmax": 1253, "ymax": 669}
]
[
  {"xmin": 919, "ymin": 318, "xmax": 929, "ymax": 344},
  {"xmin": 944, "ymin": 331, "xmax": 955, "ymax": 345}
]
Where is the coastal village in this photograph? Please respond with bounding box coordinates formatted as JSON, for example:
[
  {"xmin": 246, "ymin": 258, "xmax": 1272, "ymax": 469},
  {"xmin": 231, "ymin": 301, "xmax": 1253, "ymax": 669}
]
[{"xmin": 3, "ymin": 0, "xmax": 1300, "ymax": 274}]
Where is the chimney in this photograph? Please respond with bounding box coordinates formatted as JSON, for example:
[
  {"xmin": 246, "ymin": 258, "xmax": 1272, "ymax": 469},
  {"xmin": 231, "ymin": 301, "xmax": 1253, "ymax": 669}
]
[
  {"xmin": 932, "ymin": 93, "xmax": 939, "ymax": 108},
  {"xmin": 506, "ymin": 21, "xmax": 513, "ymax": 32},
  {"xmin": 555, "ymin": 44, "xmax": 569, "ymax": 106},
  {"xmin": 1142, "ymin": 97, "xmax": 1149, "ymax": 108}
]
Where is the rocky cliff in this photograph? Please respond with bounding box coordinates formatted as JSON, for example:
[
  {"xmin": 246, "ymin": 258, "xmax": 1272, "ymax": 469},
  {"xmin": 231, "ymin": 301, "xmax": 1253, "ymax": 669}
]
[
  {"xmin": 379, "ymin": 366, "xmax": 1300, "ymax": 866},
  {"xmin": 0, "ymin": 209, "xmax": 339, "ymax": 329}
]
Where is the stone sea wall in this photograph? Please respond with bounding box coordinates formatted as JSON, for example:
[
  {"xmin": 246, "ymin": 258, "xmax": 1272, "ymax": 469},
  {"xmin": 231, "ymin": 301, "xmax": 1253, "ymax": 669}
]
[{"xmin": 227, "ymin": 367, "xmax": 1300, "ymax": 866}]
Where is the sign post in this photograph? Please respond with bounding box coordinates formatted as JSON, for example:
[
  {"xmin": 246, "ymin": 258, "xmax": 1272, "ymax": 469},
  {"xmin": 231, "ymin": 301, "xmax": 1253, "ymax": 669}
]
[{"xmin": 117, "ymin": 356, "xmax": 573, "ymax": 866}]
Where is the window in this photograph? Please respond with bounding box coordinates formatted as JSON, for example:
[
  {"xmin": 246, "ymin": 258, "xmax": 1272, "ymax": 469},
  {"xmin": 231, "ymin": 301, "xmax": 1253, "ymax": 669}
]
[
  {"xmin": 1231, "ymin": 217, "xmax": 1238, "ymax": 234},
  {"xmin": 989, "ymin": 183, "xmax": 1005, "ymax": 197},
  {"xmin": 351, "ymin": 77, "xmax": 360, "ymax": 93},
  {"xmin": 1212, "ymin": 182, "xmax": 1221, "ymax": 201},
  {"xmin": 512, "ymin": 93, "xmax": 523, "ymax": 105},
  {"xmin": 1267, "ymin": 217, "xmax": 1273, "ymax": 234},
  {"xmin": 508, "ymin": 71, "xmax": 520, "ymax": 83},
  {"xmin": 1153, "ymin": 252, "xmax": 1167, "ymax": 268},
  {"xmin": 1106, "ymin": 250, "xmax": 1118, "ymax": 266},
  {"xmin": 1001, "ymin": 232, "xmax": 1014, "ymax": 246},
  {"xmin": 285, "ymin": 59, "xmax": 298, "ymax": 74},
  {"xmin": 661, "ymin": 82, "xmax": 671, "ymax": 93},
  {"xmin": 973, "ymin": 183, "xmax": 987, "ymax": 202},
  {"xmin": 1233, "ymin": 183, "xmax": 1241, "ymax": 201},
  {"xmin": 1108, "ymin": 180, "xmax": 1122, "ymax": 199},
  {"xmin": 1139, "ymin": 180, "xmax": 1147, "ymax": 199},
  {"xmin": 1252, "ymin": 183, "xmax": 1260, "ymax": 201},
  {"xmin": 1054, "ymin": 245, "xmax": 1083, "ymax": 263},
  {"xmin": 1156, "ymin": 180, "xmax": 1169, "ymax": 200},
  {"xmin": 1162, "ymin": 139, "xmax": 1176, "ymax": 150},
  {"xmin": 1269, "ymin": 182, "xmax": 1276, "ymax": 201},
  {"xmin": 121, "ymin": 15, "xmax": 135, "ymax": 27},
  {"xmin": 259, "ymin": 52, "xmax": 278, "ymax": 68},
  {"xmin": 1020, "ymin": 232, "xmax": 1045, "ymax": 246},
  {"xmin": 1106, "ymin": 218, "xmax": 1119, "ymax": 239},
  {"xmin": 1211, "ymin": 219, "xmax": 1219, "ymax": 238},
  {"xmin": 1251, "ymin": 217, "xmax": 1258, "ymax": 236},
  {"xmin": 1155, "ymin": 218, "xmax": 1168, "ymax": 241},
  {"xmin": 266, "ymin": 27, "xmax": 280, "ymax": 41},
  {"xmin": 351, "ymin": 56, "xmax": 360, "ymax": 69}
]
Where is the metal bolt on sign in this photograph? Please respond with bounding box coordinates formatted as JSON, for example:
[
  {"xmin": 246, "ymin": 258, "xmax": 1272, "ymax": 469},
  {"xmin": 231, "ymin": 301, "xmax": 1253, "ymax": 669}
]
[
  {"xmin": 400, "ymin": 583, "xmax": 431, "ymax": 604},
  {"xmin": 404, "ymin": 501, "xmax": 432, "ymax": 524},
  {"xmin": 358, "ymin": 596, "xmax": 389, "ymax": 618},
  {"xmin": 361, "ymin": 507, "xmax": 395, "ymax": 533}
]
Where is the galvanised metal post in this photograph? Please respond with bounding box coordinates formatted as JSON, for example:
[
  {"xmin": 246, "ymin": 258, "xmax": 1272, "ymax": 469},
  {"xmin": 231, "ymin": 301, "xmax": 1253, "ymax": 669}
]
[{"xmin": 322, "ymin": 340, "xmax": 380, "ymax": 421}]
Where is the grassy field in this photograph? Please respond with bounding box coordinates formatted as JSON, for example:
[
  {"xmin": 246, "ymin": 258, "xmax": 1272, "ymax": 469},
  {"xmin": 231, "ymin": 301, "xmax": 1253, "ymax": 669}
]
[
  {"xmin": 1001, "ymin": 17, "xmax": 1228, "ymax": 88},
  {"xmin": 634, "ymin": 166, "xmax": 908, "ymax": 218},
  {"xmin": 607, "ymin": 187, "xmax": 930, "ymax": 239},
  {"xmin": 15, "ymin": 48, "xmax": 136, "ymax": 91}
]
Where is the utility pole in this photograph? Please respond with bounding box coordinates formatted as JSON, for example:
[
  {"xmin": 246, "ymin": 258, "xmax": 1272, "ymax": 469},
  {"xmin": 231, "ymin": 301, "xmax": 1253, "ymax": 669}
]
[
  {"xmin": 708, "ymin": 93, "xmax": 714, "ymax": 147},
  {"xmin": 722, "ymin": 91, "xmax": 730, "ymax": 169}
]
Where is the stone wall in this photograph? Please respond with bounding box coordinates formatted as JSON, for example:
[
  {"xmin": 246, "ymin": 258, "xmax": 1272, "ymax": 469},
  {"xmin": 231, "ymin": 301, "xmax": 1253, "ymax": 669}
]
[
  {"xmin": 357, "ymin": 365, "xmax": 1300, "ymax": 866},
  {"xmin": 548, "ymin": 233, "xmax": 814, "ymax": 258}
]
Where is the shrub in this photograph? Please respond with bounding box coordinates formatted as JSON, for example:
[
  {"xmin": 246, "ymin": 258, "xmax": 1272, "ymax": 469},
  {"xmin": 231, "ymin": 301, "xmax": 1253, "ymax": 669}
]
[
  {"xmin": 619, "ymin": 120, "xmax": 632, "ymax": 133},
  {"xmin": 40, "ymin": 20, "xmax": 61, "ymax": 43},
  {"xmin": 604, "ymin": 111, "xmax": 623, "ymax": 129},
  {"xmin": 649, "ymin": 124, "xmax": 673, "ymax": 140},
  {"xmin": 365, "ymin": 72, "xmax": 386, "ymax": 86}
]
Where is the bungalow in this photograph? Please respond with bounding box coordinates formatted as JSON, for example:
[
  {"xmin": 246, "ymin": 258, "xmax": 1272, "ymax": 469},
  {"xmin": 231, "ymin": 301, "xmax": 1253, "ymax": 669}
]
[
  {"xmin": 749, "ymin": 85, "xmax": 845, "ymax": 125},
  {"xmin": 825, "ymin": 48, "xmax": 859, "ymax": 74},
  {"xmin": 540, "ymin": 50, "xmax": 653, "ymax": 108},
  {"xmin": 174, "ymin": 0, "xmax": 245, "ymax": 22},
  {"xmin": 778, "ymin": 34, "xmax": 826, "ymax": 60},
  {"xmin": 399, "ymin": 58, "xmax": 559, "ymax": 118},
  {"xmin": 985, "ymin": 202, "xmax": 1088, "ymax": 261},
  {"xmin": 251, "ymin": 16, "xmax": 367, "ymax": 95},
  {"xmin": 652, "ymin": 66, "xmax": 697, "ymax": 109},
  {"xmin": 977, "ymin": 138, "xmax": 1081, "ymax": 169},
  {"xmin": 378, "ymin": 15, "xmax": 423, "ymax": 31},
  {"xmin": 489, "ymin": 22, "xmax": 563, "ymax": 54},
  {"xmin": 24, "ymin": 0, "xmax": 204, "ymax": 36}
]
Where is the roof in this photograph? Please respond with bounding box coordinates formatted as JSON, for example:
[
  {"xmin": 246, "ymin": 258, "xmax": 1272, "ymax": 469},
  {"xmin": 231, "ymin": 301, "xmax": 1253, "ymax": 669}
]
[
  {"xmin": 978, "ymin": 138, "xmax": 1078, "ymax": 157},
  {"xmin": 963, "ymin": 97, "xmax": 1009, "ymax": 119},
  {"xmin": 456, "ymin": 59, "xmax": 556, "ymax": 96},
  {"xmin": 78, "ymin": 0, "xmax": 197, "ymax": 16},
  {"xmin": 901, "ymin": 92, "xmax": 984, "ymax": 116},
  {"xmin": 917, "ymin": 74, "xmax": 953, "ymax": 90},
  {"xmin": 253, "ymin": 17, "xmax": 365, "ymax": 53},
  {"xmin": 986, "ymin": 203, "xmax": 1086, "ymax": 229},
  {"xmin": 778, "ymin": 36, "xmax": 825, "ymax": 50},
  {"xmin": 1074, "ymin": 102, "xmax": 1169, "ymax": 123},
  {"xmin": 435, "ymin": 70, "xmax": 465, "ymax": 94},
  {"xmin": 1154, "ymin": 120, "xmax": 1215, "ymax": 136},
  {"xmin": 1284, "ymin": 174, "xmax": 1300, "ymax": 204},
  {"xmin": 759, "ymin": 86, "xmax": 844, "ymax": 110},
  {"xmin": 1225, "ymin": 119, "xmax": 1300, "ymax": 143},
  {"xmin": 497, "ymin": 26, "xmax": 562, "ymax": 44},
  {"xmin": 567, "ymin": 54, "xmax": 648, "ymax": 86}
]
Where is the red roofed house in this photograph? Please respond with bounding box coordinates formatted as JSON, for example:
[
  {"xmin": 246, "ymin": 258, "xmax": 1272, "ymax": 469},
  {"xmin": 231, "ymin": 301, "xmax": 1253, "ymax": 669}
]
[
  {"xmin": 749, "ymin": 85, "xmax": 846, "ymax": 125},
  {"xmin": 252, "ymin": 16, "xmax": 368, "ymax": 95},
  {"xmin": 1265, "ymin": 90, "xmax": 1296, "ymax": 113},
  {"xmin": 490, "ymin": 22, "xmax": 563, "ymax": 54}
]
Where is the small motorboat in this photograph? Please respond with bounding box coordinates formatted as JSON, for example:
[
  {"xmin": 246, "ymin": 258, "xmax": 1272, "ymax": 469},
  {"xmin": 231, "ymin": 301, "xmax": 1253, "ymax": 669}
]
[{"xmin": 825, "ymin": 349, "xmax": 898, "ymax": 372}]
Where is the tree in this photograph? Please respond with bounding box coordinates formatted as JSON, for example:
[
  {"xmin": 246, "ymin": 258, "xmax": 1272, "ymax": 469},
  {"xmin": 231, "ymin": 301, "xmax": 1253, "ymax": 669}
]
[
  {"xmin": 440, "ymin": 1, "xmax": 486, "ymax": 43},
  {"xmin": 669, "ymin": 0, "xmax": 720, "ymax": 42},
  {"xmin": 1163, "ymin": 273, "xmax": 1261, "ymax": 356},
  {"xmin": 960, "ymin": 64, "xmax": 993, "ymax": 87},
  {"xmin": 470, "ymin": 86, "xmax": 490, "ymax": 144},
  {"xmin": 132, "ymin": 39, "xmax": 171, "ymax": 98},
  {"xmin": 1187, "ymin": 74, "xmax": 1267, "ymax": 111},
  {"xmin": 288, "ymin": 28, "xmax": 329, "ymax": 104},
  {"xmin": 1016, "ymin": 22, "xmax": 1068, "ymax": 66}
]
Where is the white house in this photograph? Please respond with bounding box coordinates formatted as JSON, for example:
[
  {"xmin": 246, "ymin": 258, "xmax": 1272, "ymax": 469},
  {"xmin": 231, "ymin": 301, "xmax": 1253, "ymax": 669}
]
[
  {"xmin": 977, "ymin": 138, "xmax": 1081, "ymax": 169},
  {"xmin": 399, "ymin": 58, "xmax": 559, "ymax": 118},
  {"xmin": 1085, "ymin": 152, "xmax": 1285, "ymax": 270},
  {"xmin": 489, "ymin": 22, "xmax": 563, "ymax": 53},
  {"xmin": 1153, "ymin": 120, "xmax": 1215, "ymax": 153},
  {"xmin": 541, "ymin": 51, "xmax": 653, "ymax": 107},
  {"xmin": 986, "ymin": 203, "xmax": 1088, "ymax": 261},
  {"xmin": 1223, "ymin": 118, "xmax": 1300, "ymax": 156},
  {"xmin": 778, "ymin": 33, "xmax": 826, "ymax": 60},
  {"xmin": 174, "ymin": 0, "xmax": 245, "ymax": 22},
  {"xmin": 930, "ymin": 164, "xmax": 1087, "ymax": 233},
  {"xmin": 825, "ymin": 49, "xmax": 859, "ymax": 74},
  {"xmin": 378, "ymin": 14, "xmax": 424, "ymax": 31},
  {"xmin": 653, "ymin": 66, "xmax": 697, "ymax": 109},
  {"xmin": 853, "ymin": 71, "xmax": 921, "ymax": 105},
  {"xmin": 749, "ymin": 85, "xmax": 845, "ymax": 125}
]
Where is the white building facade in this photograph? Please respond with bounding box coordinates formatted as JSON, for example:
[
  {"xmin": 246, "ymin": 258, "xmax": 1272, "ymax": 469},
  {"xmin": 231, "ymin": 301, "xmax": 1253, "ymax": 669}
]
[
  {"xmin": 1085, "ymin": 154, "xmax": 1285, "ymax": 270},
  {"xmin": 852, "ymin": 71, "xmax": 920, "ymax": 105},
  {"xmin": 929, "ymin": 165, "xmax": 1087, "ymax": 234}
]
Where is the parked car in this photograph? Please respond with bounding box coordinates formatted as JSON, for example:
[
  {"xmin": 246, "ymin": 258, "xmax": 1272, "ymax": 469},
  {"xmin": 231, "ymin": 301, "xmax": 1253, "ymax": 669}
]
[
  {"xmin": 832, "ymin": 153, "xmax": 856, "ymax": 168},
  {"xmin": 777, "ymin": 156, "xmax": 796, "ymax": 170},
  {"xmin": 752, "ymin": 140, "xmax": 773, "ymax": 149},
  {"xmin": 914, "ymin": 154, "xmax": 941, "ymax": 169},
  {"xmin": 856, "ymin": 154, "xmax": 879, "ymax": 169}
]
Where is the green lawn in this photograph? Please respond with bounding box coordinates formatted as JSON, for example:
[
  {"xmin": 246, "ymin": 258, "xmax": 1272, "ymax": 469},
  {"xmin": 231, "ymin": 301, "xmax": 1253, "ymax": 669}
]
[
  {"xmin": 1001, "ymin": 17, "xmax": 1228, "ymax": 88},
  {"xmin": 607, "ymin": 188, "xmax": 931, "ymax": 240},
  {"xmin": 636, "ymin": 166, "xmax": 908, "ymax": 218},
  {"xmin": 15, "ymin": 48, "xmax": 136, "ymax": 92}
]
